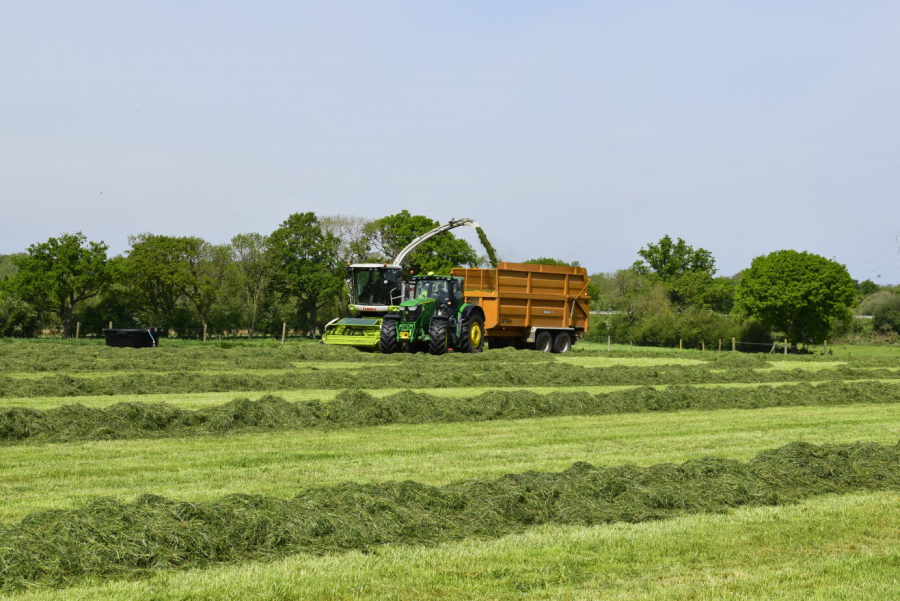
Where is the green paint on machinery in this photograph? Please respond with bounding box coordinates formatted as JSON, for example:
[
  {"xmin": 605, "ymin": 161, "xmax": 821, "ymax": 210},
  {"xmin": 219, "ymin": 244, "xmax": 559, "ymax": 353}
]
[
  {"xmin": 322, "ymin": 218, "xmax": 488, "ymax": 350},
  {"xmin": 380, "ymin": 275, "xmax": 486, "ymax": 355}
]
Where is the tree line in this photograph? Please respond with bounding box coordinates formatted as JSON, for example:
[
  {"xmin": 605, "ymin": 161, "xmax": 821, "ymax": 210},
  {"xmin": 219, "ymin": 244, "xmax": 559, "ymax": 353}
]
[
  {"xmin": 588, "ymin": 235, "xmax": 899, "ymax": 348},
  {"xmin": 2, "ymin": 217, "xmax": 898, "ymax": 346},
  {"xmin": 0, "ymin": 211, "xmax": 482, "ymax": 339}
]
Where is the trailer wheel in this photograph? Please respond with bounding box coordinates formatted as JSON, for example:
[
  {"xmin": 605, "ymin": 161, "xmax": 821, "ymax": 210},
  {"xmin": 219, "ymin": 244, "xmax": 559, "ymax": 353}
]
[
  {"xmin": 535, "ymin": 330, "xmax": 553, "ymax": 352},
  {"xmin": 380, "ymin": 319, "xmax": 399, "ymax": 354},
  {"xmin": 552, "ymin": 331, "xmax": 572, "ymax": 353},
  {"xmin": 429, "ymin": 319, "xmax": 449, "ymax": 355},
  {"xmin": 458, "ymin": 315, "xmax": 484, "ymax": 353}
]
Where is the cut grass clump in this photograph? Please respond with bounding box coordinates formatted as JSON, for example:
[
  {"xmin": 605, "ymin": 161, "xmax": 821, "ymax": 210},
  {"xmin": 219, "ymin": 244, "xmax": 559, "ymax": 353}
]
[
  {"xmin": 4, "ymin": 381, "xmax": 900, "ymax": 444},
  {"xmin": 1, "ymin": 439, "xmax": 899, "ymax": 591}
]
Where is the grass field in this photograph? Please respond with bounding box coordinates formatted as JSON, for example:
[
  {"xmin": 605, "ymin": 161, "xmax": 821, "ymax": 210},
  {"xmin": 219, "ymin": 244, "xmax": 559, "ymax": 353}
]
[{"xmin": 1, "ymin": 339, "xmax": 899, "ymax": 597}]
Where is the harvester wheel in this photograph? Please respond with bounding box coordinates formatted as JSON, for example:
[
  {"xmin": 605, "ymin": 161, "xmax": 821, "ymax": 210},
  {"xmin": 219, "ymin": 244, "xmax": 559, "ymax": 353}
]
[
  {"xmin": 552, "ymin": 331, "xmax": 572, "ymax": 353},
  {"xmin": 380, "ymin": 319, "xmax": 399, "ymax": 354},
  {"xmin": 535, "ymin": 330, "xmax": 553, "ymax": 352},
  {"xmin": 459, "ymin": 315, "xmax": 484, "ymax": 353},
  {"xmin": 429, "ymin": 318, "xmax": 449, "ymax": 355}
]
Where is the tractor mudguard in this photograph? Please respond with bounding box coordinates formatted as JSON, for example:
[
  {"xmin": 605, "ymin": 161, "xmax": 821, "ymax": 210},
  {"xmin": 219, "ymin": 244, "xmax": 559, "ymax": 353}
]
[{"xmin": 456, "ymin": 304, "xmax": 486, "ymax": 338}]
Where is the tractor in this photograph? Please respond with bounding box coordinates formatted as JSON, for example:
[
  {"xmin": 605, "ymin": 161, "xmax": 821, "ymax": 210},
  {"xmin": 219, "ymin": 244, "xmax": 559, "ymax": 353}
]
[{"xmin": 380, "ymin": 274, "xmax": 485, "ymax": 354}]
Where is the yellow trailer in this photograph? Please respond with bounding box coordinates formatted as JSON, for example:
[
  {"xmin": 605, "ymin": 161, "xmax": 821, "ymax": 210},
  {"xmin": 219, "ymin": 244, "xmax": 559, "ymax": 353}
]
[{"xmin": 451, "ymin": 262, "xmax": 590, "ymax": 352}]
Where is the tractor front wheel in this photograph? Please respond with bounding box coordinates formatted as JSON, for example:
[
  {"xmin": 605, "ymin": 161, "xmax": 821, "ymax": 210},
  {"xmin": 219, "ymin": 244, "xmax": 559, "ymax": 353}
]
[
  {"xmin": 459, "ymin": 315, "xmax": 484, "ymax": 353},
  {"xmin": 380, "ymin": 319, "xmax": 399, "ymax": 354},
  {"xmin": 429, "ymin": 318, "xmax": 449, "ymax": 355}
]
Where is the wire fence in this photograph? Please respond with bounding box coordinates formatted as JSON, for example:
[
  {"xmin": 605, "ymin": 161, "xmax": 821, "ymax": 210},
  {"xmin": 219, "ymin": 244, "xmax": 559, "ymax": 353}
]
[
  {"xmin": 585, "ymin": 337, "xmax": 833, "ymax": 355},
  {"xmin": 25, "ymin": 322, "xmax": 323, "ymax": 342}
]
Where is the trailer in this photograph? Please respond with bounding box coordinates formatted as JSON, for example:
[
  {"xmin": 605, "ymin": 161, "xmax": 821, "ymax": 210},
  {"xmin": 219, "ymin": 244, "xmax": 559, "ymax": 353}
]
[{"xmin": 451, "ymin": 262, "xmax": 590, "ymax": 352}]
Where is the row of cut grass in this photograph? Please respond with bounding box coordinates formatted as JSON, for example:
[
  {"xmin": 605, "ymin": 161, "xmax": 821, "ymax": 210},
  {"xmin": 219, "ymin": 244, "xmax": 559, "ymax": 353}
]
[
  {"xmin": 8, "ymin": 490, "xmax": 894, "ymax": 600},
  {"xmin": 6, "ymin": 362, "xmax": 900, "ymax": 398},
  {"xmin": 5, "ymin": 381, "xmax": 900, "ymax": 445},
  {"xmin": 5, "ymin": 378, "xmax": 900, "ymax": 411},
  {"xmin": 2, "ymin": 401, "xmax": 899, "ymax": 523},
  {"xmin": 2, "ymin": 440, "xmax": 899, "ymax": 591}
]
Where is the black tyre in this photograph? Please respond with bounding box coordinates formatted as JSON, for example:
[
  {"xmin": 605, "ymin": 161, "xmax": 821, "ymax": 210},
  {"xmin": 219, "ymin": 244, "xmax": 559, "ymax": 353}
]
[
  {"xmin": 552, "ymin": 331, "xmax": 572, "ymax": 353},
  {"xmin": 458, "ymin": 315, "xmax": 485, "ymax": 353},
  {"xmin": 535, "ymin": 330, "xmax": 553, "ymax": 352},
  {"xmin": 429, "ymin": 318, "xmax": 450, "ymax": 355},
  {"xmin": 380, "ymin": 319, "xmax": 399, "ymax": 354}
]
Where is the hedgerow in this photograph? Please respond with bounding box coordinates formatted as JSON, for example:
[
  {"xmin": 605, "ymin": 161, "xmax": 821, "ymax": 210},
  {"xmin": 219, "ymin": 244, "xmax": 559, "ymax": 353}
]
[{"xmin": 1, "ymin": 440, "xmax": 899, "ymax": 590}]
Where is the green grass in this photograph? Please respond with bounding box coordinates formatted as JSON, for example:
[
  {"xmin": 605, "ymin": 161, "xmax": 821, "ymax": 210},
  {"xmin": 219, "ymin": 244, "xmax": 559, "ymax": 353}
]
[
  {"xmin": 5, "ymin": 378, "xmax": 900, "ymax": 411},
  {"xmin": 6, "ymin": 490, "xmax": 897, "ymax": 600},
  {"xmin": 2, "ymin": 402, "xmax": 899, "ymax": 523},
  {"xmin": 3, "ymin": 338, "xmax": 900, "ymax": 597}
]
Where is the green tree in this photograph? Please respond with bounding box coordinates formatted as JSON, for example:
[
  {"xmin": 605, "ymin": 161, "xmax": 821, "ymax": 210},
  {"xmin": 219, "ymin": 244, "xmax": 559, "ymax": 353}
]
[
  {"xmin": 269, "ymin": 212, "xmax": 344, "ymax": 337},
  {"xmin": 633, "ymin": 236, "xmax": 732, "ymax": 310},
  {"xmin": 7, "ymin": 233, "xmax": 111, "ymax": 337},
  {"xmin": 0, "ymin": 291, "xmax": 38, "ymax": 336},
  {"xmin": 320, "ymin": 215, "xmax": 374, "ymax": 264},
  {"xmin": 856, "ymin": 279, "xmax": 881, "ymax": 299},
  {"xmin": 229, "ymin": 233, "xmax": 272, "ymax": 338},
  {"xmin": 0, "ymin": 254, "xmax": 22, "ymax": 280},
  {"xmin": 873, "ymin": 293, "xmax": 900, "ymax": 333},
  {"xmin": 364, "ymin": 211, "xmax": 478, "ymax": 275},
  {"xmin": 122, "ymin": 234, "xmax": 197, "ymax": 329},
  {"xmin": 183, "ymin": 241, "xmax": 232, "ymax": 340},
  {"xmin": 734, "ymin": 250, "xmax": 856, "ymax": 344},
  {"xmin": 633, "ymin": 235, "xmax": 715, "ymax": 280}
]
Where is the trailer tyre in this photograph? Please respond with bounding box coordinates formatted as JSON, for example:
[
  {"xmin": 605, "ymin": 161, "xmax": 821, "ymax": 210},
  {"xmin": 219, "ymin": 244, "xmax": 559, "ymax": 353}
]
[
  {"xmin": 429, "ymin": 318, "xmax": 450, "ymax": 355},
  {"xmin": 380, "ymin": 319, "xmax": 399, "ymax": 354},
  {"xmin": 552, "ymin": 331, "xmax": 572, "ymax": 353},
  {"xmin": 459, "ymin": 315, "xmax": 484, "ymax": 353},
  {"xmin": 535, "ymin": 330, "xmax": 553, "ymax": 352}
]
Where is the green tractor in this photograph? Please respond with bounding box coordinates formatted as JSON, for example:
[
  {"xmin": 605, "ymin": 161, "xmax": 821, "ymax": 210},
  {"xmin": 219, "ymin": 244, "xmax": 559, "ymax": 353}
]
[{"xmin": 380, "ymin": 275, "xmax": 486, "ymax": 355}]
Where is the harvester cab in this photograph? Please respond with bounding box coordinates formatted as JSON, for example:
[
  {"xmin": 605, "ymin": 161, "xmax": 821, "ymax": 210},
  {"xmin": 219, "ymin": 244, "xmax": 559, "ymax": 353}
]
[{"xmin": 380, "ymin": 274, "xmax": 485, "ymax": 355}]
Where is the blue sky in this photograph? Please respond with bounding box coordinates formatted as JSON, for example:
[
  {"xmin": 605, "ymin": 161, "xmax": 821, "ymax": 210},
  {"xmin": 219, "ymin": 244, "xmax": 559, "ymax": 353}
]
[{"xmin": 2, "ymin": 2, "xmax": 899, "ymax": 282}]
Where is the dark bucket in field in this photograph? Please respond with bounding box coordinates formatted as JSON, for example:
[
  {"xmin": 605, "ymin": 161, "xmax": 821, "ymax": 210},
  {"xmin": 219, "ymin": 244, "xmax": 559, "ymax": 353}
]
[{"xmin": 102, "ymin": 328, "xmax": 164, "ymax": 348}]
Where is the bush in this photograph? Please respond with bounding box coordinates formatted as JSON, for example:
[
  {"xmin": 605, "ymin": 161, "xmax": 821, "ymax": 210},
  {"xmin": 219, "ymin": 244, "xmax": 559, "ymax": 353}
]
[{"xmin": 873, "ymin": 294, "xmax": 900, "ymax": 333}]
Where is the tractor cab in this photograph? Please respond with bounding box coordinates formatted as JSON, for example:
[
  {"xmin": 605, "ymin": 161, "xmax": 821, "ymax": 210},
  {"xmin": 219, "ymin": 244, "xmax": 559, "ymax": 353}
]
[
  {"xmin": 412, "ymin": 275, "xmax": 464, "ymax": 315},
  {"xmin": 346, "ymin": 264, "xmax": 404, "ymax": 312}
]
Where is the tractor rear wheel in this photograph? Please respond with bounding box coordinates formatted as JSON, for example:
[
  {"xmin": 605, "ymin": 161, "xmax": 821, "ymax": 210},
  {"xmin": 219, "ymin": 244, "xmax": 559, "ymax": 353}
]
[
  {"xmin": 380, "ymin": 319, "xmax": 399, "ymax": 354},
  {"xmin": 429, "ymin": 318, "xmax": 449, "ymax": 355},
  {"xmin": 459, "ymin": 315, "xmax": 484, "ymax": 353},
  {"xmin": 535, "ymin": 330, "xmax": 553, "ymax": 352}
]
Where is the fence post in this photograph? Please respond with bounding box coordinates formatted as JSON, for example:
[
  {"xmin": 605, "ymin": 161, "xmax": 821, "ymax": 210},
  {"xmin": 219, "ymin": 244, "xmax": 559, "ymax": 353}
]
[
  {"xmin": 281, "ymin": 322, "xmax": 287, "ymax": 345},
  {"xmin": 679, "ymin": 339, "xmax": 683, "ymax": 351},
  {"xmin": 701, "ymin": 342, "xmax": 706, "ymax": 351},
  {"xmin": 607, "ymin": 335, "xmax": 611, "ymax": 352},
  {"xmin": 108, "ymin": 321, "xmax": 113, "ymax": 330},
  {"xmin": 75, "ymin": 322, "xmax": 81, "ymax": 339},
  {"xmin": 732, "ymin": 337, "xmax": 736, "ymax": 351},
  {"xmin": 719, "ymin": 339, "xmax": 722, "ymax": 351},
  {"xmin": 784, "ymin": 338, "xmax": 788, "ymax": 355},
  {"xmin": 202, "ymin": 323, "xmax": 208, "ymax": 342},
  {"xmin": 824, "ymin": 339, "xmax": 828, "ymax": 355}
]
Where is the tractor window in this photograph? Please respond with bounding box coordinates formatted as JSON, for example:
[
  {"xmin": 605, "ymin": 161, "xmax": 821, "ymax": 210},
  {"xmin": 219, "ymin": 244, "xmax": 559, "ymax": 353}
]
[{"xmin": 415, "ymin": 280, "xmax": 450, "ymax": 305}]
